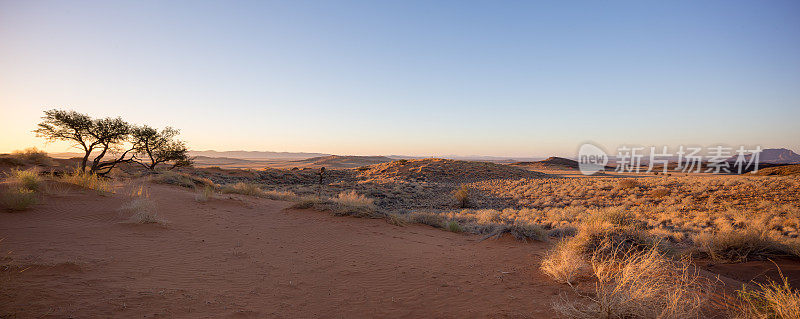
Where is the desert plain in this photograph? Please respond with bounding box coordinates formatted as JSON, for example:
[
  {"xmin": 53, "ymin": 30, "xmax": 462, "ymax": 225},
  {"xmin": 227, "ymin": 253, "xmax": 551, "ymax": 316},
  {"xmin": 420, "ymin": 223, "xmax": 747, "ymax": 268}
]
[{"xmin": 1, "ymin": 150, "xmax": 799, "ymax": 318}]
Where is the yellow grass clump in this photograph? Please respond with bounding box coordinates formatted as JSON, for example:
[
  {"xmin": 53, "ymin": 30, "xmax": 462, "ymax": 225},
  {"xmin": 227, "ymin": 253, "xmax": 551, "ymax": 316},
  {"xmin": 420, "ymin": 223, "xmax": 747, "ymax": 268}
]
[{"xmin": 10, "ymin": 168, "xmax": 42, "ymax": 192}]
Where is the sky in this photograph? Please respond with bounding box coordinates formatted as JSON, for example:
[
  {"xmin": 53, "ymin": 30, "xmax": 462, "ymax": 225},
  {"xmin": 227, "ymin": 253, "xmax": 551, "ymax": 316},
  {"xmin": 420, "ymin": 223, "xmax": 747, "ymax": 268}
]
[{"xmin": 1, "ymin": 0, "xmax": 799, "ymax": 157}]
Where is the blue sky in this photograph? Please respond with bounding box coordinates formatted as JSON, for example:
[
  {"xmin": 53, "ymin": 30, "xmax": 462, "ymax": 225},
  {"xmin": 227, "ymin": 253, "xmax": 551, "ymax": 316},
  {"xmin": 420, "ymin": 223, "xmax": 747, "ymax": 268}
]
[{"xmin": 1, "ymin": 0, "xmax": 799, "ymax": 157}]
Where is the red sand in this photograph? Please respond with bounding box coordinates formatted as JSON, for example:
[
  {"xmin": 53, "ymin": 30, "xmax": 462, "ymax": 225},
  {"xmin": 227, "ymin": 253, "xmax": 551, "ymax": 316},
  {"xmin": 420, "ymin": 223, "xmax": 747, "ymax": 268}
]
[{"xmin": 1, "ymin": 183, "xmax": 567, "ymax": 318}]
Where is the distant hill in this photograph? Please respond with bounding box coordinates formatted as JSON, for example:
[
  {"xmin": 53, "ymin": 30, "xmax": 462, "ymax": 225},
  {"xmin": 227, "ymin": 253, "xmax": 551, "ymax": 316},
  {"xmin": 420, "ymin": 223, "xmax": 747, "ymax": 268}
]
[
  {"xmin": 357, "ymin": 158, "xmax": 547, "ymax": 183},
  {"xmin": 509, "ymin": 156, "xmax": 580, "ymax": 170}
]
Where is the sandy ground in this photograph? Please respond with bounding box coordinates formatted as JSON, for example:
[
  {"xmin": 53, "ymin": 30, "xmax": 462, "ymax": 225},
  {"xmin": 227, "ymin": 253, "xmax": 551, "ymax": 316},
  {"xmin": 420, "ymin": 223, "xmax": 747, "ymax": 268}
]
[{"xmin": 1, "ymin": 183, "xmax": 567, "ymax": 318}]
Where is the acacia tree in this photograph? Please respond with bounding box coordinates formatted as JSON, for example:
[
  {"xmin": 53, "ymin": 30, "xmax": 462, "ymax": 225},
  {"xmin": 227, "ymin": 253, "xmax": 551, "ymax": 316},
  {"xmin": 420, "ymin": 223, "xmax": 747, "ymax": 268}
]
[
  {"xmin": 130, "ymin": 125, "xmax": 192, "ymax": 170},
  {"xmin": 34, "ymin": 109, "xmax": 135, "ymax": 174}
]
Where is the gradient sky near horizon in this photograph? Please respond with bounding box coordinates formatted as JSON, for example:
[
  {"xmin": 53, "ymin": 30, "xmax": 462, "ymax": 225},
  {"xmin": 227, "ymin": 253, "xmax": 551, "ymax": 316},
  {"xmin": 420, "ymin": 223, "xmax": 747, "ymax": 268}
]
[{"xmin": 1, "ymin": 0, "xmax": 799, "ymax": 157}]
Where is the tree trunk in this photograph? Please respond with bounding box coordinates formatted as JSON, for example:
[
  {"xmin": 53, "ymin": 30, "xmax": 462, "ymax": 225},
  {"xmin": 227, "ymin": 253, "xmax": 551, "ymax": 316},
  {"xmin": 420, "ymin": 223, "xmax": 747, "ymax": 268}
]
[{"xmin": 80, "ymin": 151, "xmax": 90, "ymax": 172}]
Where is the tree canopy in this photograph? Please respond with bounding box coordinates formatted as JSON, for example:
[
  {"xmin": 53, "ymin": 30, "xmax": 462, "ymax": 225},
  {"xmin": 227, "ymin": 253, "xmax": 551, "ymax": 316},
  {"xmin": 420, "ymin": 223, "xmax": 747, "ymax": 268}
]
[{"xmin": 34, "ymin": 109, "xmax": 191, "ymax": 175}]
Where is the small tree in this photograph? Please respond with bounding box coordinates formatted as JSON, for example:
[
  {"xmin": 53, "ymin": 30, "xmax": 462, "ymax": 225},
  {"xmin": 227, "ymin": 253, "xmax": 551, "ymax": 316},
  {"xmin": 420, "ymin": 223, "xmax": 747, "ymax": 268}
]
[
  {"xmin": 131, "ymin": 125, "xmax": 192, "ymax": 170},
  {"xmin": 34, "ymin": 109, "xmax": 135, "ymax": 175},
  {"xmin": 87, "ymin": 117, "xmax": 136, "ymax": 175}
]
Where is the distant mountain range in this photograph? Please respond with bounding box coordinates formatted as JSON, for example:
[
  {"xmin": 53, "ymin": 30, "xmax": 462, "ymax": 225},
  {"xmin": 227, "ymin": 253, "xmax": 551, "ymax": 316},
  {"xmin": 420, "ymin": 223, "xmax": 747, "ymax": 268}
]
[
  {"xmin": 188, "ymin": 150, "xmax": 329, "ymax": 160},
  {"xmin": 291, "ymin": 155, "xmax": 394, "ymax": 167},
  {"xmin": 727, "ymin": 148, "xmax": 800, "ymax": 164}
]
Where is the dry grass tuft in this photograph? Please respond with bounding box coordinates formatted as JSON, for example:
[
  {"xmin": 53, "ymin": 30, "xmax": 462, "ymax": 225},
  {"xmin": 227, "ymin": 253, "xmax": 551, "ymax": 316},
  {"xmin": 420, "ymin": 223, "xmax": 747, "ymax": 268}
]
[
  {"xmin": 692, "ymin": 227, "xmax": 800, "ymax": 262},
  {"xmin": 195, "ymin": 185, "xmax": 214, "ymax": 202},
  {"xmin": 569, "ymin": 221, "xmax": 659, "ymax": 259},
  {"xmin": 554, "ymin": 246, "xmax": 709, "ymax": 319},
  {"xmin": 408, "ymin": 211, "xmax": 446, "ymax": 228},
  {"xmin": 734, "ymin": 269, "xmax": 800, "ymax": 319},
  {"xmin": 506, "ymin": 222, "xmax": 549, "ymax": 241},
  {"xmin": 261, "ymin": 189, "xmax": 297, "ymax": 201},
  {"xmin": 330, "ymin": 190, "xmax": 377, "ymax": 218},
  {"xmin": 288, "ymin": 195, "xmax": 329, "ymax": 210},
  {"xmin": 119, "ymin": 197, "xmax": 166, "ymax": 225},
  {"xmin": 153, "ymin": 171, "xmax": 214, "ymax": 188},
  {"xmin": 650, "ymin": 186, "xmax": 670, "ymax": 198},
  {"xmin": 541, "ymin": 239, "xmax": 588, "ymax": 285},
  {"xmin": 217, "ymin": 182, "xmax": 298, "ymax": 201},
  {"xmin": 618, "ymin": 178, "xmax": 640, "ymax": 189},
  {"xmin": 384, "ymin": 212, "xmax": 409, "ymax": 226},
  {"xmin": 220, "ymin": 182, "xmax": 263, "ymax": 197}
]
